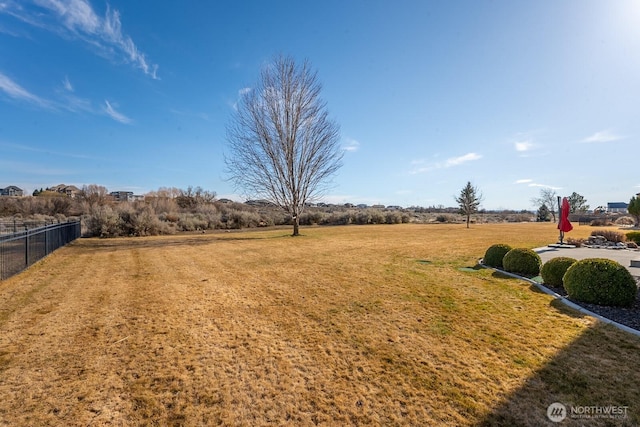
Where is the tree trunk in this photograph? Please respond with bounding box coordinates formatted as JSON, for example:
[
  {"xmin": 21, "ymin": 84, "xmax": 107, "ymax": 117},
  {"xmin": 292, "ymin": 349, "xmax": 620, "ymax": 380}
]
[
  {"xmin": 466, "ymin": 215, "xmax": 470, "ymax": 228},
  {"xmin": 292, "ymin": 215, "xmax": 300, "ymax": 236},
  {"xmin": 290, "ymin": 202, "xmax": 303, "ymax": 236}
]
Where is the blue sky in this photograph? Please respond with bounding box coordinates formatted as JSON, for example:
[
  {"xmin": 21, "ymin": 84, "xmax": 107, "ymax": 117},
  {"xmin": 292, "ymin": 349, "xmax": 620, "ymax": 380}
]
[{"xmin": 1, "ymin": 0, "xmax": 639, "ymax": 210}]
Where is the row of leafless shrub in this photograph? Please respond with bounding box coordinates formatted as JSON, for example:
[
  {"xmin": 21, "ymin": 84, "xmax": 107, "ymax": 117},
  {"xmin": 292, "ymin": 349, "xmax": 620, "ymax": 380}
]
[
  {"xmin": 0, "ymin": 196, "xmax": 76, "ymax": 217},
  {"xmin": 589, "ymin": 216, "xmax": 636, "ymax": 227},
  {"xmin": 299, "ymin": 209, "xmax": 412, "ymax": 226},
  {"xmin": 82, "ymin": 202, "xmax": 292, "ymax": 237}
]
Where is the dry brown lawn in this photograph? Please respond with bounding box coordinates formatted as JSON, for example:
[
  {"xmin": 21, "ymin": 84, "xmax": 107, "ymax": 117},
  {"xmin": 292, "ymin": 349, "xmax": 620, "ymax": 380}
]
[{"xmin": 1, "ymin": 223, "xmax": 639, "ymax": 426}]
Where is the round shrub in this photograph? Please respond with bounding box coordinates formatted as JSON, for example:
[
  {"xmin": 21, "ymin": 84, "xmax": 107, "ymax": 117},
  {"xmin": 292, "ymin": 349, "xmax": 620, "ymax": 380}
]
[
  {"xmin": 541, "ymin": 257, "xmax": 577, "ymax": 287},
  {"xmin": 502, "ymin": 248, "xmax": 542, "ymax": 276},
  {"xmin": 563, "ymin": 258, "xmax": 637, "ymax": 307},
  {"xmin": 483, "ymin": 244, "xmax": 512, "ymax": 268}
]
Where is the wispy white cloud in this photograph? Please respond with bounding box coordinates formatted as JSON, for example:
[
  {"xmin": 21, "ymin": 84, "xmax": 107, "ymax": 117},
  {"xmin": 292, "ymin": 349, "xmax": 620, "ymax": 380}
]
[
  {"xmin": 60, "ymin": 92, "xmax": 93, "ymax": 113},
  {"xmin": 1, "ymin": 69, "xmax": 123, "ymax": 117},
  {"xmin": 62, "ymin": 76, "xmax": 73, "ymax": 92},
  {"xmin": 508, "ymin": 131, "xmax": 548, "ymax": 158},
  {"xmin": 1, "ymin": 0, "xmax": 159, "ymax": 78},
  {"xmin": 581, "ymin": 130, "xmax": 625, "ymax": 143},
  {"xmin": 514, "ymin": 140, "xmax": 534, "ymax": 152},
  {"xmin": 445, "ymin": 152, "xmax": 482, "ymax": 167},
  {"xmin": 0, "ymin": 22, "xmax": 24, "ymax": 38},
  {"xmin": 342, "ymin": 137, "xmax": 360, "ymax": 152},
  {"xmin": 515, "ymin": 177, "xmax": 561, "ymax": 189},
  {"xmin": 410, "ymin": 152, "xmax": 482, "ymax": 174},
  {"xmin": 56, "ymin": 75, "xmax": 96, "ymax": 113},
  {"xmin": 0, "ymin": 71, "xmax": 52, "ymax": 108},
  {"xmin": 104, "ymin": 100, "xmax": 132, "ymax": 124},
  {"xmin": 231, "ymin": 87, "xmax": 253, "ymax": 110}
]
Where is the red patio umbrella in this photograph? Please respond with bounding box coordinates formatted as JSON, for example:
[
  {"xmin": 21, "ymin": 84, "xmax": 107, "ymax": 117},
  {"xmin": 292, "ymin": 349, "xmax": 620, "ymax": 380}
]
[{"xmin": 558, "ymin": 197, "xmax": 573, "ymax": 243}]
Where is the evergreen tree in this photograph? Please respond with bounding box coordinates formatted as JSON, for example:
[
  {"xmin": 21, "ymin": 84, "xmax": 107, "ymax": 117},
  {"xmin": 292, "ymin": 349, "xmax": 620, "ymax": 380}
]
[
  {"xmin": 567, "ymin": 192, "xmax": 589, "ymax": 213},
  {"xmin": 537, "ymin": 204, "xmax": 551, "ymax": 222},
  {"xmin": 455, "ymin": 181, "xmax": 482, "ymax": 228},
  {"xmin": 629, "ymin": 196, "xmax": 640, "ymax": 226}
]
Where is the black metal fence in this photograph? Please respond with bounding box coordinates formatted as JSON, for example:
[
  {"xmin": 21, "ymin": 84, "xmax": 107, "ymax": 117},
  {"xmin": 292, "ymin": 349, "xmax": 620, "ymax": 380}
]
[{"xmin": 0, "ymin": 220, "xmax": 81, "ymax": 280}]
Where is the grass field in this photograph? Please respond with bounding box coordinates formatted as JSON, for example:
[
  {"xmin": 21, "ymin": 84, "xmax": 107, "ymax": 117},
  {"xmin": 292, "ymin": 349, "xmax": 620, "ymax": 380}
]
[{"xmin": 0, "ymin": 223, "xmax": 639, "ymax": 426}]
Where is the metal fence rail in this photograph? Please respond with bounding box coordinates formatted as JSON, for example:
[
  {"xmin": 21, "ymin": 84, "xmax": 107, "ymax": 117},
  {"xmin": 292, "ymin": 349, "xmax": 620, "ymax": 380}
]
[
  {"xmin": 0, "ymin": 219, "xmax": 67, "ymax": 235},
  {"xmin": 0, "ymin": 220, "xmax": 81, "ymax": 280}
]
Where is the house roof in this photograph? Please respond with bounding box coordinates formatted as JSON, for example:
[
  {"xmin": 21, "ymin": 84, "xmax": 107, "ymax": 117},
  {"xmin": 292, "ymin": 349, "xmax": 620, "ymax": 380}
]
[
  {"xmin": 48, "ymin": 184, "xmax": 80, "ymax": 193},
  {"xmin": 607, "ymin": 202, "xmax": 628, "ymax": 209}
]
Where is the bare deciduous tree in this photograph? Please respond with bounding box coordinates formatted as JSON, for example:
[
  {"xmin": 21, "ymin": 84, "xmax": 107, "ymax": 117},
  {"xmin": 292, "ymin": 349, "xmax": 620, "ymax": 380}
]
[
  {"xmin": 225, "ymin": 55, "xmax": 342, "ymax": 236},
  {"xmin": 531, "ymin": 188, "xmax": 558, "ymax": 223},
  {"xmin": 79, "ymin": 184, "xmax": 111, "ymax": 210},
  {"xmin": 455, "ymin": 181, "xmax": 483, "ymax": 228},
  {"xmin": 176, "ymin": 186, "xmax": 217, "ymax": 211},
  {"xmin": 156, "ymin": 187, "xmax": 182, "ymax": 199}
]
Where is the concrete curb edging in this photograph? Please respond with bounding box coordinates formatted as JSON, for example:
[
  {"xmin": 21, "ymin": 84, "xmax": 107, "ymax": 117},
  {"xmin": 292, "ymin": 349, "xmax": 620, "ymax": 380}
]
[{"xmin": 478, "ymin": 260, "xmax": 640, "ymax": 338}]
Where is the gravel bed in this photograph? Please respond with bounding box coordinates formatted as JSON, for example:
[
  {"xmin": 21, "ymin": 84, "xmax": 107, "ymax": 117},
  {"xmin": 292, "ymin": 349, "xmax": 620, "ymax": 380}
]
[{"xmin": 541, "ymin": 280, "xmax": 640, "ymax": 332}]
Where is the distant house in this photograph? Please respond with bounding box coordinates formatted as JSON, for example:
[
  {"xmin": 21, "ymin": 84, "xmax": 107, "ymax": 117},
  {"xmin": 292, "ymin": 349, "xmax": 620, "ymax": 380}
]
[
  {"xmin": 245, "ymin": 199, "xmax": 275, "ymax": 207},
  {"xmin": 110, "ymin": 191, "xmax": 134, "ymax": 202},
  {"xmin": 371, "ymin": 204, "xmax": 386, "ymax": 209},
  {"xmin": 47, "ymin": 184, "xmax": 81, "ymax": 198},
  {"xmin": 607, "ymin": 202, "xmax": 629, "ymax": 213},
  {"xmin": 0, "ymin": 185, "xmax": 24, "ymax": 196},
  {"xmin": 110, "ymin": 191, "xmax": 144, "ymax": 202}
]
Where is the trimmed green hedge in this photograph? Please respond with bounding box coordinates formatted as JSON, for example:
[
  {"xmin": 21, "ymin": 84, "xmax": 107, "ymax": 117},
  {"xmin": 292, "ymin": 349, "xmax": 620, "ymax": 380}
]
[
  {"xmin": 483, "ymin": 244, "xmax": 512, "ymax": 268},
  {"xmin": 563, "ymin": 258, "xmax": 637, "ymax": 307},
  {"xmin": 626, "ymin": 231, "xmax": 640, "ymax": 245},
  {"xmin": 541, "ymin": 257, "xmax": 577, "ymax": 287},
  {"xmin": 502, "ymin": 248, "xmax": 542, "ymax": 276}
]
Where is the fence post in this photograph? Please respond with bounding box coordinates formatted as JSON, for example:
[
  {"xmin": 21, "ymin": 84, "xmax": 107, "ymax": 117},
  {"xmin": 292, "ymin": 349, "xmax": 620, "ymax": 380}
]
[{"xmin": 24, "ymin": 229, "xmax": 29, "ymax": 269}]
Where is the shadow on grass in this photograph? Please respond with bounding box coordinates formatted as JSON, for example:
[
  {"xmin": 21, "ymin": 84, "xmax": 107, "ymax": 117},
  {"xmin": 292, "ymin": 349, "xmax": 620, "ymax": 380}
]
[
  {"xmin": 478, "ymin": 323, "xmax": 640, "ymax": 426},
  {"xmin": 478, "ymin": 263, "xmax": 640, "ymax": 425},
  {"xmin": 491, "ymin": 271, "xmax": 519, "ymax": 280}
]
